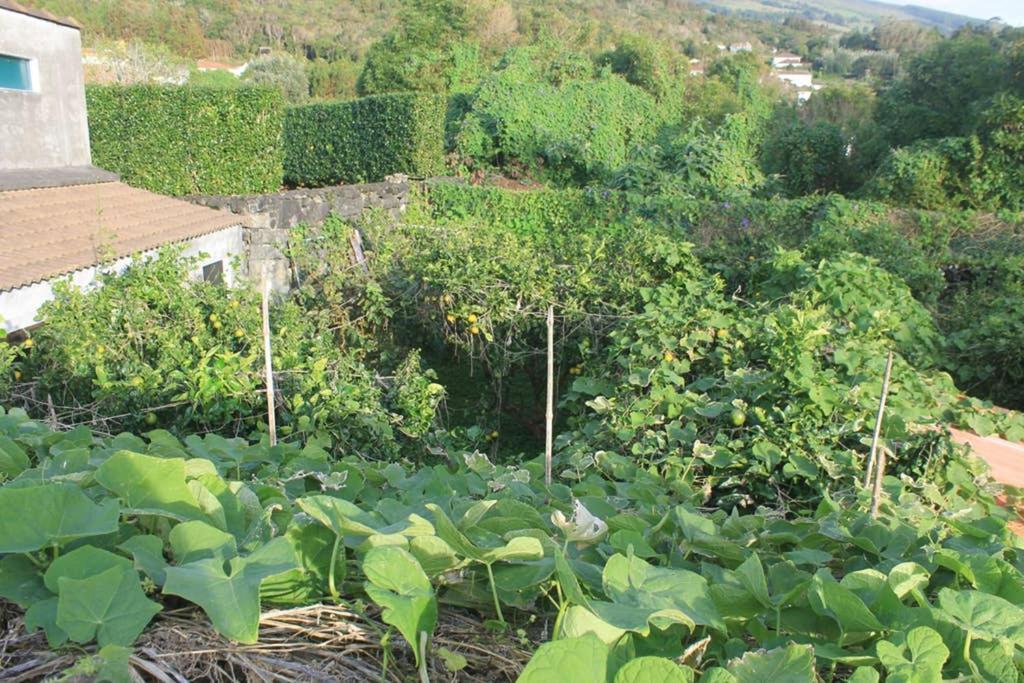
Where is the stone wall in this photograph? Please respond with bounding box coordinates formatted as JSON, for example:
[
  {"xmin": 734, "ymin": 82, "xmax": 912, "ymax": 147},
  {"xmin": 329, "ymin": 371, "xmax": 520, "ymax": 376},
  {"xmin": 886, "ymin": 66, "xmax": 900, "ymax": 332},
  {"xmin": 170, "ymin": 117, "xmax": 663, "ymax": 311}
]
[{"xmin": 188, "ymin": 179, "xmax": 409, "ymax": 291}]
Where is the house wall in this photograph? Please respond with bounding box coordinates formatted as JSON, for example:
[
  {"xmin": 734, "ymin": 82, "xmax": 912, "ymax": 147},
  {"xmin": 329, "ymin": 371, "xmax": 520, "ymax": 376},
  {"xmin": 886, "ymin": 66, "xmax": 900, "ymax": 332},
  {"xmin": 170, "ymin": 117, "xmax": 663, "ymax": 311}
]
[
  {"xmin": 188, "ymin": 179, "xmax": 410, "ymax": 292},
  {"xmin": 0, "ymin": 9, "xmax": 90, "ymax": 169},
  {"xmin": 0, "ymin": 225, "xmax": 243, "ymax": 333}
]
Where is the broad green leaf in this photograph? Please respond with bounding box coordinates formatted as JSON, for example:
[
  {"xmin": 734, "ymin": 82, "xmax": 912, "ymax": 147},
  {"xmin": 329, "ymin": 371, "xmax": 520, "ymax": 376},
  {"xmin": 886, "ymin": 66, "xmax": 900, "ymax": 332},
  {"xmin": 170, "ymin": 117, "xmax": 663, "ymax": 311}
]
[
  {"xmin": 426, "ymin": 502, "xmax": 542, "ymax": 564},
  {"xmin": 727, "ymin": 644, "xmax": 815, "ymax": 683},
  {"xmin": 613, "ymin": 656, "xmax": 694, "ymax": 682},
  {"xmin": 876, "ymin": 626, "xmax": 947, "ymax": 683},
  {"xmin": 602, "ymin": 552, "xmax": 723, "ymax": 632},
  {"xmin": 162, "ymin": 537, "xmax": 295, "ymax": 643},
  {"xmin": 409, "ymin": 535, "xmax": 461, "ymax": 576},
  {"xmin": 95, "ymin": 451, "xmax": 204, "ymax": 520},
  {"xmin": 561, "ymin": 604, "xmax": 627, "ymax": 643},
  {"xmin": 936, "ymin": 588, "xmax": 1024, "ymax": 645},
  {"xmin": 554, "ymin": 547, "xmax": 590, "ymax": 608},
  {"xmin": 56, "ymin": 566, "xmax": 161, "ymax": 646},
  {"xmin": 118, "ymin": 535, "xmax": 168, "ymax": 585},
  {"xmin": 0, "ymin": 555, "xmax": 50, "ymax": 608},
  {"xmin": 0, "ymin": 436, "xmax": 30, "ymax": 477},
  {"xmin": 363, "ymin": 545, "xmax": 437, "ymax": 667},
  {"xmin": 969, "ymin": 639, "xmax": 1017, "ymax": 683},
  {"xmin": 887, "ymin": 562, "xmax": 929, "ymax": 600},
  {"xmin": 699, "ymin": 669, "xmax": 737, "ymax": 683},
  {"xmin": 846, "ymin": 668, "xmax": 880, "ymax": 683},
  {"xmin": 297, "ymin": 494, "xmax": 379, "ymax": 536},
  {"xmin": 94, "ymin": 644, "xmax": 133, "ymax": 683},
  {"xmin": 736, "ymin": 553, "xmax": 771, "ymax": 608},
  {"xmin": 809, "ymin": 572, "xmax": 884, "ymax": 633},
  {"xmin": 25, "ymin": 596, "xmax": 67, "ymax": 647},
  {"xmin": 44, "ymin": 545, "xmax": 133, "ymax": 592},
  {"xmin": 169, "ymin": 520, "xmax": 238, "ymax": 564},
  {"xmin": 481, "ymin": 535, "xmax": 544, "ymax": 564},
  {"xmin": 0, "ymin": 483, "xmax": 119, "ymax": 552},
  {"xmin": 518, "ymin": 634, "xmax": 609, "ymax": 683}
]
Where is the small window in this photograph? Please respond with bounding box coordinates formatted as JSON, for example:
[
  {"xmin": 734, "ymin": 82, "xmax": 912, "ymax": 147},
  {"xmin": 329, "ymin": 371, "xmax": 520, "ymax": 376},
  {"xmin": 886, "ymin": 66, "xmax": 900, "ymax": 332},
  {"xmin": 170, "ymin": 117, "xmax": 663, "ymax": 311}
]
[
  {"xmin": 0, "ymin": 54, "xmax": 33, "ymax": 91},
  {"xmin": 202, "ymin": 260, "xmax": 224, "ymax": 285}
]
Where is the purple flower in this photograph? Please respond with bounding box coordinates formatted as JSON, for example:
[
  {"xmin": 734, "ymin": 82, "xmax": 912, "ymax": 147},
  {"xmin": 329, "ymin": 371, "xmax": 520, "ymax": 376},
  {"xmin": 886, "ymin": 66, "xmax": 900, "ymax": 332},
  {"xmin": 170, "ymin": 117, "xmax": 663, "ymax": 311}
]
[
  {"xmin": 723, "ymin": 202, "xmax": 731, "ymax": 209},
  {"xmin": 741, "ymin": 217, "xmax": 750, "ymax": 228}
]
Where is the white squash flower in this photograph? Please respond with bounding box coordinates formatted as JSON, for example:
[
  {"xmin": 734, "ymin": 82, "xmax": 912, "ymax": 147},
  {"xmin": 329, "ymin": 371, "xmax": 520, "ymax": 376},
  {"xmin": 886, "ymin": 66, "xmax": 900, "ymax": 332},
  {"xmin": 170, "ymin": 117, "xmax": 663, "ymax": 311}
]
[{"xmin": 551, "ymin": 499, "xmax": 608, "ymax": 546}]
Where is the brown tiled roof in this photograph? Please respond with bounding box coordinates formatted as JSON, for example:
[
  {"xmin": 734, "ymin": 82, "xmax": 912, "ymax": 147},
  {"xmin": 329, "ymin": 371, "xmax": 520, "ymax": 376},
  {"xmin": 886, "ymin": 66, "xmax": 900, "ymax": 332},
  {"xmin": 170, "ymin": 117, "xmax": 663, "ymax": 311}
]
[
  {"xmin": 0, "ymin": 182, "xmax": 241, "ymax": 291},
  {"xmin": 0, "ymin": 0, "xmax": 80, "ymax": 29}
]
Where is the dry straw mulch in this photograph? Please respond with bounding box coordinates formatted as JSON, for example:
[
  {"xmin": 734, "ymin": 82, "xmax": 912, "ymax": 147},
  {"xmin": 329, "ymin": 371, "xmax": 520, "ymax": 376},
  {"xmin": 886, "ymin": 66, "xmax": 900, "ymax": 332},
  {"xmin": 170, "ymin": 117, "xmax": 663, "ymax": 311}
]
[{"xmin": 1, "ymin": 602, "xmax": 533, "ymax": 682}]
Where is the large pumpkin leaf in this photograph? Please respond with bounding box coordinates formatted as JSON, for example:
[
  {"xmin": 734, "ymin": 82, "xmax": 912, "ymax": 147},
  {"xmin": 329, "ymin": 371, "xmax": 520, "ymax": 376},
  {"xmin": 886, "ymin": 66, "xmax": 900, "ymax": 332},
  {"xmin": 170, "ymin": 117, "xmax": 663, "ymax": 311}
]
[
  {"xmin": 613, "ymin": 656, "xmax": 694, "ymax": 682},
  {"xmin": 25, "ymin": 596, "xmax": 67, "ymax": 648},
  {"xmin": 56, "ymin": 566, "xmax": 162, "ymax": 646},
  {"xmin": 0, "ymin": 436, "xmax": 30, "ymax": 478},
  {"xmin": 118, "ymin": 535, "xmax": 169, "ymax": 585},
  {"xmin": 601, "ymin": 552, "xmax": 724, "ymax": 631},
  {"xmin": 0, "ymin": 555, "xmax": 50, "ymax": 608},
  {"xmin": 0, "ymin": 483, "xmax": 120, "ymax": 552},
  {"xmin": 425, "ymin": 503, "xmax": 543, "ymax": 564},
  {"xmin": 363, "ymin": 545, "xmax": 437, "ymax": 667},
  {"xmin": 727, "ymin": 644, "xmax": 815, "ymax": 683},
  {"xmin": 162, "ymin": 537, "xmax": 295, "ymax": 643},
  {"xmin": 876, "ymin": 626, "xmax": 948, "ymax": 683},
  {"xmin": 169, "ymin": 519, "xmax": 238, "ymax": 564},
  {"xmin": 809, "ymin": 571, "xmax": 884, "ymax": 633},
  {"xmin": 95, "ymin": 451, "xmax": 204, "ymax": 520},
  {"xmin": 935, "ymin": 588, "xmax": 1024, "ymax": 645},
  {"xmin": 44, "ymin": 545, "xmax": 133, "ymax": 592},
  {"xmin": 518, "ymin": 634, "xmax": 609, "ymax": 683}
]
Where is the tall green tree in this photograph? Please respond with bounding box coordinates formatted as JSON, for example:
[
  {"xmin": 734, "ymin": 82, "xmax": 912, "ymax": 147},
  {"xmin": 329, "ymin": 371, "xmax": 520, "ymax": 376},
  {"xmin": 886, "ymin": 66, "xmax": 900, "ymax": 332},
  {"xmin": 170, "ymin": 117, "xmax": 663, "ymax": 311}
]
[{"xmin": 357, "ymin": 0, "xmax": 475, "ymax": 95}]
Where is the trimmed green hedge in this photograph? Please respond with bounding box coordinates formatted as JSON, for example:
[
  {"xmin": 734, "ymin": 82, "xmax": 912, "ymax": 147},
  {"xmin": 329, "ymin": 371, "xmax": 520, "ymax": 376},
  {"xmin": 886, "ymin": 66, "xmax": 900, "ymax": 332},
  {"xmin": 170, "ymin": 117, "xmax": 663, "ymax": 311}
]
[
  {"xmin": 86, "ymin": 85, "xmax": 284, "ymax": 196},
  {"xmin": 283, "ymin": 92, "xmax": 445, "ymax": 186}
]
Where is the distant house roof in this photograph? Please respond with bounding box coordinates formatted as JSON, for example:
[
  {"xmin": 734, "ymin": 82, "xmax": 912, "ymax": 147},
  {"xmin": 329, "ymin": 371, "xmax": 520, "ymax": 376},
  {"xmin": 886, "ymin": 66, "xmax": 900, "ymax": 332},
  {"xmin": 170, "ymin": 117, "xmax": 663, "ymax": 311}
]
[
  {"xmin": 0, "ymin": 0, "xmax": 79, "ymax": 29},
  {"xmin": 0, "ymin": 181, "xmax": 240, "ymax": 292},
  {"xmin": 196, "ymin": 58, "xmax": 239, "ymax": 70},
  {"xmin": 774, "ymin": 51, "xmax": 801, "ymax": 59}
]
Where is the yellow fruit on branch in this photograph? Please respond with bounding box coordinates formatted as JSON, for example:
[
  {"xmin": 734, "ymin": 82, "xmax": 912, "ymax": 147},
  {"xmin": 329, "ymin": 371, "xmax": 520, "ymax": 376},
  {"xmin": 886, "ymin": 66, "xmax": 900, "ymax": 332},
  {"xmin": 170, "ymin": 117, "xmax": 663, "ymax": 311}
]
[
  {"xmin": 469, "ymin": 325, "xmax": 480, "ymax": 335},
  {"xmin": 467, "ymin": 314, "xmax": 478, "ymax": 324},
  {"xmin": 446, "ymin": 313, "xmax": 457, "ymax": 324}
]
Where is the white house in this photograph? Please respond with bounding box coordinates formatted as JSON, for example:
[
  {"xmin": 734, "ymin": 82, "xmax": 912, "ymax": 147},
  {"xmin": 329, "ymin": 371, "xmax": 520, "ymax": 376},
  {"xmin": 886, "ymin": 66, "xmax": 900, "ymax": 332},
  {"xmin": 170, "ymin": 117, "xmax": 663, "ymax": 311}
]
[
  {"xmin": 771, "ymin": 51, "xmax": 804, "ymax": 69},
  {"xmin": 0, "ymin": 0, "xmax": 243, "ymax": 334},
  {"xmin": 773, "ymin": 69, "xmax": 813, "ymax": 89}
]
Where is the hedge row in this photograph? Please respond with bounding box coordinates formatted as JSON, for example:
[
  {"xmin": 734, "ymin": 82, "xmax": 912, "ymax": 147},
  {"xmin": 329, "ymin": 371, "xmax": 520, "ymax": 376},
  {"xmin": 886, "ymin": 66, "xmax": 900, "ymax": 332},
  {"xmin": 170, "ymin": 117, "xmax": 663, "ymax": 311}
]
[
  {"xmin": 86, "ymin": 85, "xmax": 285, "ymax": 196},
  {"xmin": 283, "ymin": 92, "xmax": 445, "ymax": 186}
]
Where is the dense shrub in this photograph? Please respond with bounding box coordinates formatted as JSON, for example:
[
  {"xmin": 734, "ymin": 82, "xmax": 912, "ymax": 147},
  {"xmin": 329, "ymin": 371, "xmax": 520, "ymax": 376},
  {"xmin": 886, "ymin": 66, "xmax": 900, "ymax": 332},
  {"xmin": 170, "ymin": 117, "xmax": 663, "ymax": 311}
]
[
  {"xmin": 452, "ymin": 48, "xmax": 666, "ymax": 183},
  {"xmin": 86, "ymin": 85, "xmax": 284, "ymax": 195},
  {"xmin": 16, "ymin": 250, "xmax": 441, "ymax": 456},
  {"xmin": 283, "ymin": 92, "xmax": 445, "ymax": 186}
]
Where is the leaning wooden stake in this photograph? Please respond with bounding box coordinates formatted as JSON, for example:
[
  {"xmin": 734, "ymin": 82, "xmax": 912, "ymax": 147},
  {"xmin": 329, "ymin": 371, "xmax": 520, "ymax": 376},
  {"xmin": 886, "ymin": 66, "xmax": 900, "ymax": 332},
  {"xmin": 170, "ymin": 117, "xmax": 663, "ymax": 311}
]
[
  {"xmin": 262, "ymin": 276, "xmax": 277, "ymax": 447},
  {"xmin": 870, "ymin": 446, "xmax": 889, "ymax": 518},
  {"xmin": 863, "ymin": 350, "xmax": 895, "ymax": 490},
  {"xmin": 545, "ymin": 305, "xmax": 554, "ymax": 487}
]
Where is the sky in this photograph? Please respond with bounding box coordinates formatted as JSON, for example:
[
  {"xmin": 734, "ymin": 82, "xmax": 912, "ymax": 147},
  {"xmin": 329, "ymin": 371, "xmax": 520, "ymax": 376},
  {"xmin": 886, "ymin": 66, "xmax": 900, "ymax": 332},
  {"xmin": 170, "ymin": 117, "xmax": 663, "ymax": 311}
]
[{"xmin": 905, "ymin": 0, "xmax": 1024, "ymax": 26}]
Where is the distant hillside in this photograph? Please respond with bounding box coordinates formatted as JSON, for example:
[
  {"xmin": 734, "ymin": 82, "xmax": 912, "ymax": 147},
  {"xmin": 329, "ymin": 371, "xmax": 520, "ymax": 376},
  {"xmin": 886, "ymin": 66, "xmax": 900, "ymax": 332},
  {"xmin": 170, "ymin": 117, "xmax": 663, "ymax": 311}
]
[
  {"xmin": 21, "ymin": 0, "xmax": 991, "ymax": 63},
  {"xmin": 695, "ymin": 0, "xmax": 985, "ymax": 32}
]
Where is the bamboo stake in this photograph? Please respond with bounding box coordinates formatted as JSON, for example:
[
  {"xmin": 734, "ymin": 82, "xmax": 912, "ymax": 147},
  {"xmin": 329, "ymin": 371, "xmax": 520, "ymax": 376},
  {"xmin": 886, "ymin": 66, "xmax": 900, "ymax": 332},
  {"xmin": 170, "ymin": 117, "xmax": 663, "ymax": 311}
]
[
  {"xmin": 863, "ymin": 350, "xmax": 894, "ymax": 489},
  {"xmin": 870, "ymin": 446, "xmax": 889, "ymax": 518},
  {"xmin": 544, "ymin": 305, "xmax": 554, "ymax": 487},
  {"xmin": 262, "ymin": 275, "xmax": 277, "ymax": 447}
]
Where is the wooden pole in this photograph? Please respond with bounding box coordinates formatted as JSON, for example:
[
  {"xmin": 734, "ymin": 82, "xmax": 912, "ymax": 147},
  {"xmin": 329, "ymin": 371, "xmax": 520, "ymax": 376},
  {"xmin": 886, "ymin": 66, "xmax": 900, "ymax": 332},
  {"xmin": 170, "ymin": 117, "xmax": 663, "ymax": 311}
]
[
  {"xmin": 262, "ymin": 276, "xmax": 277, "ymax": 447},
  {"xmin": 870, "ymin": 446, "xmax": 889, "ymax": 518},
  {"xmin": 863, "ymin": 350, "xmax": 894, "ymax": 489},
  {"xmin": 545, "ymin": 305, "xmax": 554, "ymax": 487}
]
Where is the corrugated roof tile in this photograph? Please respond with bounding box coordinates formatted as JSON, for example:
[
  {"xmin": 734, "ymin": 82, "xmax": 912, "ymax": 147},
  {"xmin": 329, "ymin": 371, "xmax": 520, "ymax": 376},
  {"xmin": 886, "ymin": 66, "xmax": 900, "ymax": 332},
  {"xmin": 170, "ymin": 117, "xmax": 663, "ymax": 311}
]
[{"xmin": 0, "ymin": 182, "xmax": 241, "ymax": 291}]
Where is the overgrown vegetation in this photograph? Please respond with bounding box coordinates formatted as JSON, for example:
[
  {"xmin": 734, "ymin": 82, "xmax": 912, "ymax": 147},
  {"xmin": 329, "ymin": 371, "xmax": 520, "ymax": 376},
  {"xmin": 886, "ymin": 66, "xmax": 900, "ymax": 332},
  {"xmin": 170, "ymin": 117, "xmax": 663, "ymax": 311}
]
[{"xmin": 7, "ymin": 1, "xmax": 1024, "ymax": 680}]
